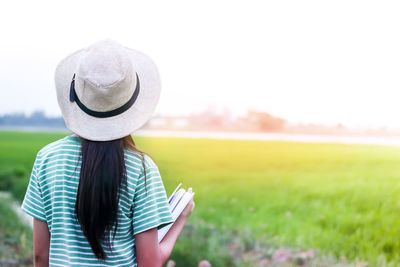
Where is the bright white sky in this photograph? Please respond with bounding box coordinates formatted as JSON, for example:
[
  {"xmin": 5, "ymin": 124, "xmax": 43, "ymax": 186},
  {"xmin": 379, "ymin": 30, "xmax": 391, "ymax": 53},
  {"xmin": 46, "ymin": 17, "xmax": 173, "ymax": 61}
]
[{"xmin": 1, "ymin": 0, "xmax": 400, "ymax": 128}]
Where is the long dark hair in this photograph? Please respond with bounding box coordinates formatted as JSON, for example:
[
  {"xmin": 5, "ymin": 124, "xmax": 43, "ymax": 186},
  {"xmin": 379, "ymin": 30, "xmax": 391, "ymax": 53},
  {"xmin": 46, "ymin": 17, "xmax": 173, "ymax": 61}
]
[{"xmin": 75, "ymin": 135, "xmax": 145, "ymax": 260}]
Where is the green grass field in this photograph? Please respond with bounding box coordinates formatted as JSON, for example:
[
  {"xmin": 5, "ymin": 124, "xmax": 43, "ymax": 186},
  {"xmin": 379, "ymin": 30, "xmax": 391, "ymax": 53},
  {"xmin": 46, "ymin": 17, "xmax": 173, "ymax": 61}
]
[
  {"xmin": 0, "ymin": 194, "xmax": 33, "ymax": 266},
  {"xmin": 1, "ymin": 131, "xmax": 400, "ymax": 266}
]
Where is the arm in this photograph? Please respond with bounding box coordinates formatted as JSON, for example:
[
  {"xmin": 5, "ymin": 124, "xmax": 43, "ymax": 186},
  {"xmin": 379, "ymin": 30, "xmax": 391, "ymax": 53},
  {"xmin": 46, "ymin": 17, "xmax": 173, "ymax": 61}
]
[
  {"xmin": 135, "ymin": 228, "xmax": 162, "ymax": 267},
  {"xmin": 33, "ymin": 218, "xmax": 50, "ymax": 267},
  {"xmin": 136, "ymin": 189, "xmax": 195, "ymax": 267}
]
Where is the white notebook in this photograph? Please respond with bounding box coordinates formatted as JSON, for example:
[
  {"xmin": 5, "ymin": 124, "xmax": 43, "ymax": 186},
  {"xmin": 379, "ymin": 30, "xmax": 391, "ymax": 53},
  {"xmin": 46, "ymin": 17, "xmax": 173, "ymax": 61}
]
[{"xmin": 158, "ymin": 183, "xmax": 194, "ymax": 242}]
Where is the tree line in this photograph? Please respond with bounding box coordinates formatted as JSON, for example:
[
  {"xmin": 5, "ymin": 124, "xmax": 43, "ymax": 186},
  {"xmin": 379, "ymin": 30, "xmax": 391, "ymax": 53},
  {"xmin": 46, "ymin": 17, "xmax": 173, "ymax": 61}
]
[{"xmin": 0, "ymin": 111, "xmax": 65, "ymax": 127}]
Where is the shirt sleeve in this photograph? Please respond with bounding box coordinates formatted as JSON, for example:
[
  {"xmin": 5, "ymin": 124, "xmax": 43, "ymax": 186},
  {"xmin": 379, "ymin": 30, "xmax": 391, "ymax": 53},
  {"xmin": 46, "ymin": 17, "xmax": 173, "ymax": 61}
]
[
  {"xmin": 21, "ymin": 159, "xmax": 47, "ymax": 222},
  {"xmin": 132, "ymin": 155, "xmax": 174, "ymax": 235}
]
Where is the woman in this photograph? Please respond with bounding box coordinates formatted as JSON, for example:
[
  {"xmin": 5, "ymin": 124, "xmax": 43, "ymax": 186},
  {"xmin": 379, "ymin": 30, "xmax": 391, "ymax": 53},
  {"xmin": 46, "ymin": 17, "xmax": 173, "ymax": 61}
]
[{"xmin": 21, "ymin": 40, "xmax": 195, "ymax": 266}]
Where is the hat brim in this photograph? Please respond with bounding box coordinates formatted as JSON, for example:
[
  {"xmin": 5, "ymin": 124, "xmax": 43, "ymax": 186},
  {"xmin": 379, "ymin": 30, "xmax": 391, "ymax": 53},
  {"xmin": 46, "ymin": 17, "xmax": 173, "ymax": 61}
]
[{"xmin": 55, "ymin": 47, "xmax": 161, "ymax": 141}]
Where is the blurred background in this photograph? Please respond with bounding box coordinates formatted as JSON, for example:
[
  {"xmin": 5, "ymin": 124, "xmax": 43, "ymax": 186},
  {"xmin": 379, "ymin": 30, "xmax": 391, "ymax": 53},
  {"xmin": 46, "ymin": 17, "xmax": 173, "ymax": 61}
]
[{"xmin": 1, "ymin": 0, "xmax": 400, "ymax": 266}]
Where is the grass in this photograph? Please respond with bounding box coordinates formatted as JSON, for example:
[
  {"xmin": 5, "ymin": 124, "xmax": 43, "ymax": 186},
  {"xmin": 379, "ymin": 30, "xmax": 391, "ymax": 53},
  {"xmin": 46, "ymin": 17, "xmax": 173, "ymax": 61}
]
[
  {"xmin": 0, "ymin": 193, "xmax": 33, "ymax": 266},
  {"xmin": 1, "ymin": 130, "xmax": 400, "ymax": 266}
]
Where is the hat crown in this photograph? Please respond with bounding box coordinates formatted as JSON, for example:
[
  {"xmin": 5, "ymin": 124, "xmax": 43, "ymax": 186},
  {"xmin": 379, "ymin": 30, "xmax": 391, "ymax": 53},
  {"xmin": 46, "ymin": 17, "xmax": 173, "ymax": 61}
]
[
  {"xmin": 78, "ymin": 40, "xmax": 132, "ymax": 87},
  {"xmin": 74, "ymin": 40, "xmax": 137, "ymax": 112}
]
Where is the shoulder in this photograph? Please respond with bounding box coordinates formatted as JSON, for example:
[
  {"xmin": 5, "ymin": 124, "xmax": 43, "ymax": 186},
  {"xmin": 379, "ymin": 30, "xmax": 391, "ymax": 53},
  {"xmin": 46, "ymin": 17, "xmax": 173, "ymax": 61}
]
[
  {"xmin": 124, "ymin": 149, "xmax": 161, "ymax": 186},
  {"xmin": 37, "ymin": 136, "xmax": 80, "ymax": 157},
  {"xmin": 34, "ymin": 135, "xmax": 81, "ymax": 169},
  {"xmin": 124, "ymin": 149, "xmax": 158, "ymax": 170}
]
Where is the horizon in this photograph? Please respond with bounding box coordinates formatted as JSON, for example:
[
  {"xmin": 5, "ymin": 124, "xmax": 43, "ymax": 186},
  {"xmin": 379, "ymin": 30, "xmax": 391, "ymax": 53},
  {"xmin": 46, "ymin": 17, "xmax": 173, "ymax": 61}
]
[{"xmin": 1, "ymin": 108, "xmax": 399, "ymax": 133}]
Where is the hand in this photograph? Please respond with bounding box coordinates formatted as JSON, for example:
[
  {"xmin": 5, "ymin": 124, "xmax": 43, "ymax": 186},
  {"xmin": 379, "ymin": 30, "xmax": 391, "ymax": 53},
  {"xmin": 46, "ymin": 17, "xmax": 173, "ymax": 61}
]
[{"xmin": 180, "ymin": 188, "xmax": 195, "ymax": 218}]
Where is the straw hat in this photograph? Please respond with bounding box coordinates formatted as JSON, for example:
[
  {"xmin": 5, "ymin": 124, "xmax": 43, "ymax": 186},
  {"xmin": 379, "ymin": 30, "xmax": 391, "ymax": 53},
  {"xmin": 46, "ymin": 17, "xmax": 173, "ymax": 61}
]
[{"xmin": 55, "ymin": 40, "xmax": 161, "ymax": 141}]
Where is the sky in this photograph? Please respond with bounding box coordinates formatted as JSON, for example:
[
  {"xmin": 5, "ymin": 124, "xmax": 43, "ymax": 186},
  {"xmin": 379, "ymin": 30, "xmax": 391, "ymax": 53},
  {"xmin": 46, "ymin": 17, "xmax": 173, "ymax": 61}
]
[{"xmin": 0, "ymin": 0, "xmax": 400, "ymax": 129}]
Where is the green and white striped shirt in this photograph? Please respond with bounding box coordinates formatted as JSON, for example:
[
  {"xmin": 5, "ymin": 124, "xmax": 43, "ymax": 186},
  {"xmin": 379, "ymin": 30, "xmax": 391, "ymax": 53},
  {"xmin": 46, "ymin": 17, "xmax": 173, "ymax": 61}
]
[{"xmin": 21, "ymin": 135, "xmax": 174, "ymax": 266}]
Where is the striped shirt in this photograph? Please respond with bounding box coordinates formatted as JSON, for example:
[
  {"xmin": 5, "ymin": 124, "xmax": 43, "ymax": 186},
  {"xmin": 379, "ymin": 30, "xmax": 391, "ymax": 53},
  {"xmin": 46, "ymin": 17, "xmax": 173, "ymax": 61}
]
[{"xmin": 21, "ymin": 135, "xmax": 174, "ymax": 266}]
